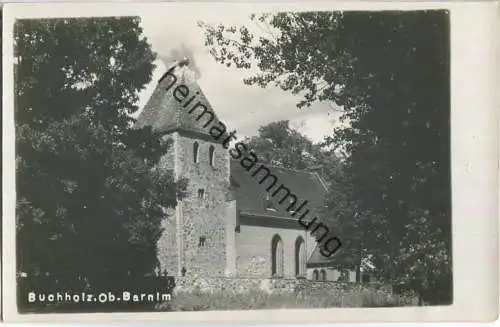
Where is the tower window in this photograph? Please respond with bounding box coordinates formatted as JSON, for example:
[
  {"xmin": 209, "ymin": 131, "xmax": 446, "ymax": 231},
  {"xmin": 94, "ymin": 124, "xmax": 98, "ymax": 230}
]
[
  {"xmin": 193, "ymin": 142, "xmax": 199, "ymax": 163},
  {"xmin": 198, "ymin": 236, "xmax": 206, "ymax": 247},
  {"xmin": 209, "ymin": 145, "xmax": 215, "ymax": 166},
  {"xmin": 197, "ymin": 188, "xmax": 205, "ymax": 199}
]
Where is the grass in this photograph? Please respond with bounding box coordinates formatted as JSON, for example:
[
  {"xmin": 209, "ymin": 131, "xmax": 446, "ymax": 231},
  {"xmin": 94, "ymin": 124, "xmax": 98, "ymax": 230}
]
[{"xmin": 158, "ymin": 288, "xmax": 418, "ymax": 311}]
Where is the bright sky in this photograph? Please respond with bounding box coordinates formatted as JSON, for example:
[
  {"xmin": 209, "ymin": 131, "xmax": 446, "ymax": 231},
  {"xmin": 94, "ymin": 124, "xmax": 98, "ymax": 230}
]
[{"xmin": 136, "ymin": 10, "xmax": 342, "ymax": 143}]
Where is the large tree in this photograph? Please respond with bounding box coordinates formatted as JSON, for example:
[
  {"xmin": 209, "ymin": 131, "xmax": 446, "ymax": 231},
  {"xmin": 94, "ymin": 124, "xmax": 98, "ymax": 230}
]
[
  {"xmin": 200, "ymin": 10, "xmax": 451, "ymax": 304},
  {"xmin": 15, "ymin": 17, "xmax": 184, "ymax": 290},
  {"xmin": 244, "ymin": 120, "xmax": 339, "ymax": 173}
]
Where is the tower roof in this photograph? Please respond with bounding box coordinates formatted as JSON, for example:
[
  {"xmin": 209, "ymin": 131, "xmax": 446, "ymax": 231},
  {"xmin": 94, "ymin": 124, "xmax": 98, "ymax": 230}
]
[{"xmin": 135, "ymin": 59, "xmax": 221, "ymax": 138}]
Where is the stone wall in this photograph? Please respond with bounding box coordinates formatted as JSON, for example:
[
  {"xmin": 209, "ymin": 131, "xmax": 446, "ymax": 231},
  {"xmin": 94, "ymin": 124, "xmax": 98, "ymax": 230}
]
[
  {"xmin": 156, "ymin": 135, "xmax": 178, "ymax": 275},
  {"xmin": 235, "ymin": 223, "xmax": 316, "ymax": 278},
  {"xmin": 172, "ymin": 277, "xmax": 393, "ymax": 295},
  {"xmin": 156, "ymin": 132, "xmax": 231, "ymax": 277},
  {"xmin": 175, "ymin": 134, "xmax": 230, "ymax": 277},
  {"xmin": 157, "ymin": 206, "xmax": 178, "ymax": 275}
]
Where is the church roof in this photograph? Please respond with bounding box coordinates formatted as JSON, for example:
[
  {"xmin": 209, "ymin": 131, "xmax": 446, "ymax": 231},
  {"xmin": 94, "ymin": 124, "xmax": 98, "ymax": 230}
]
[
  {"xmin": 306, "ymin": 245, "xmax": 358, "ymax": 268},
  {"xmin": 229, "ymin": 160, "xmax": 327, "ymax": 219},
  {"xmin": 135, "ymin": 59, "xmax": 222, "ymax": 137}
]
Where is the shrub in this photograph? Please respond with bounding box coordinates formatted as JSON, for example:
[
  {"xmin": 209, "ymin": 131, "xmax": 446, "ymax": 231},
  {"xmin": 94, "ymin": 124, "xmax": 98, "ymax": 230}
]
[{"xmin": 160, "ymin": 287, "xmax": 417, "ymax": 311}]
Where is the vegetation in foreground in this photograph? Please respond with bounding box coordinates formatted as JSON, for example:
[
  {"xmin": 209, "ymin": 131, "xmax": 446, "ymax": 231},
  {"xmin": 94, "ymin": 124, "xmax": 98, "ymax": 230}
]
[{"xmin": 159, "ymin": 289, "xmax": 418, "ymax": 311}]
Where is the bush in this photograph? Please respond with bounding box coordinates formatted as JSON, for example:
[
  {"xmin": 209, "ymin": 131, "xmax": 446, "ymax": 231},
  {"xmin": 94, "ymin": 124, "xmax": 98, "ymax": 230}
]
[{"xmin": 159, "ymin": 288, "xmax": 417, "ymax": 311}]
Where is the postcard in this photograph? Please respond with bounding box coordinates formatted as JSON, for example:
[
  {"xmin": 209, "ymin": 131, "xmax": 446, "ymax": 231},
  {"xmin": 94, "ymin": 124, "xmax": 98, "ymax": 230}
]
[{"xmin": 2, "ymin": 1, "xmax": 498, "ymax": 322}]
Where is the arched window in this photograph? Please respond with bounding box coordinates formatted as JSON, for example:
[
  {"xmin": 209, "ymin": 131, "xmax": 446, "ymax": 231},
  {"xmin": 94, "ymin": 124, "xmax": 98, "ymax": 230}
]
[
  {"xmin": 193, "ymin": 142, "xmax": 199, "ymax": 163},
  {"xmin": 271, "ymin": 234, "xmax": 284, "ymax": 277},
  {"xmin": 209, "ymin": 145, "xmax": 215, "ymax": 166},
  {"xmin": 320, "ymin": 269, "xmax": 327, "ymax": 281},
  {"xmin": 294, "ymin": 237, "xmax": 306, "ymax": 277},
  {"xmin": 313, "ymin": 269, "xmax": 319, "ymax": 281}
]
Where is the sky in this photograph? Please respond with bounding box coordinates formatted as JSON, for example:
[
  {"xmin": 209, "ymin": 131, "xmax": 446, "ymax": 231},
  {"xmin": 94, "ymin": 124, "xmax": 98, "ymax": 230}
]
[{"xmin": 135, "ymin": 10, "xmax": 342, "ymax": 143}]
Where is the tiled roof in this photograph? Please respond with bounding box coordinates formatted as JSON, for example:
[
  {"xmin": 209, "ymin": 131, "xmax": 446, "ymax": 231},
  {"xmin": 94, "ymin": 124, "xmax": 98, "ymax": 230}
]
[
  {"xmin": 135, "ymin": 61, "xmax": 222, "ymax": 137},
  {"xmin": 229, "ymin": 159, "xmax": 327, "ymax": 219}
]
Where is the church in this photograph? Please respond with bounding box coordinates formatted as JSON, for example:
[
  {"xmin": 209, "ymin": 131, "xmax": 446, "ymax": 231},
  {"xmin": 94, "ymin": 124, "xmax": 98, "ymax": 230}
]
[{"xmin": 135, "ymin": 59, "xmax": 358, "ymax": 281}]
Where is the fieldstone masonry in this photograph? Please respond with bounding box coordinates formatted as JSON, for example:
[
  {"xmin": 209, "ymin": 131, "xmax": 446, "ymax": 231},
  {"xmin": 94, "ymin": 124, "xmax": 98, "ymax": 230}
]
[
  {"xmin": 156, "ymin": 136, "xmax": 177, "ymax": 275},
  {"xmin": 235, "ymin": 224, "xmax": 315, "ymax": 277},
  {"xmin": 156, "ymin": 132, "xmax": 229, "ymax": 277},
  {"xmin": 172, "ymin": 277, "xmax": 394, "ymax": 295}
]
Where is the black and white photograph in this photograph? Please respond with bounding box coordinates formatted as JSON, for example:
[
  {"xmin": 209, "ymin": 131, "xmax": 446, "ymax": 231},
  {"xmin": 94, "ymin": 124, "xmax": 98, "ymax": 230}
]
[{"xmin": 1, "ymin": 1, "xmax": 497, "ymax": 322}]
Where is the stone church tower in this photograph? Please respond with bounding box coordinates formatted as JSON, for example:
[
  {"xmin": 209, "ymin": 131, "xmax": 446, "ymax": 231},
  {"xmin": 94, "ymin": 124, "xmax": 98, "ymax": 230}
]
[{"xmin": 136, "ymin": 59, "xmax": 230, "ymax": 277}]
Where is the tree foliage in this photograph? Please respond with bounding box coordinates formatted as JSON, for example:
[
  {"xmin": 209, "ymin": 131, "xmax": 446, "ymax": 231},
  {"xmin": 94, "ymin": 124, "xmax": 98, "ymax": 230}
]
[
  {"xmin": 200, "ymin": 10, "xmax": 451, "ymax": 304},
  {"xmin": 244, "ymin": 120, "xmax": 331, "ymax": 171},
  {"xmin": 15, "ymin": 17, "xmax": 184, "ymax": 289}
]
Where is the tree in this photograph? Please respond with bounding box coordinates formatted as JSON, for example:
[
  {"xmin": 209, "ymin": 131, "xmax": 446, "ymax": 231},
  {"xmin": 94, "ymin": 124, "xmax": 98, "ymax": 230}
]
[
  {"xmin": 15, "ymin": 17, "xmax": 185, "ymax": 291},
  {"xmin": 200, "ymin": 10, "xmax": 451, "ymax": 304},
  {"xmin": 245, "ymin": 120, "xmax": 323, "ymax": 170},
  {"xmin": 245, "ymin": 120, "xmax": 344, "ymax": 189}
]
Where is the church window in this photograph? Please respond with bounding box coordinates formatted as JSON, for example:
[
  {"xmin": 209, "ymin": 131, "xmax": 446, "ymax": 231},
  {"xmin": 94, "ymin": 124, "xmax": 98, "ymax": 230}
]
[
  {"xmin": 209, "ymin": 145, "xmax": 215, "ymax": 166},
  {"xmin": 265, "ymin": 192, "xmax": 277, "ymax": 211},
  {"xmin": 294, "ymin": 237, "xmax": 306, "ymax": 277},
  {"xmin": 193, "ymin": 142, "xmax": 199, "ymax": 163},
  {"xmin": 198, "ymin": 236, "xmax": 206, "ymax": 247},
  {"xmin": 313, "ymin": 269, "xmax": 319, "ymax": 281},
  {"xmin": 271, "ymin": 234, "xmax": 284, "ymax": 277},
  {"xmin": 320, "ymin": 269, "xmax": 327, "ymax": 281},
  {"xmin": 197, "ymin": 188, "xmax": 205, "ymax": 199}
]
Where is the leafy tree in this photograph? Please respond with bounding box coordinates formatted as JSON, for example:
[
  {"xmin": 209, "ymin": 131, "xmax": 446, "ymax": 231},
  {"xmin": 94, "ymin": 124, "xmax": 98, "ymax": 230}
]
[
  {"xmin": 200, "ymin": 10, "xmax": 451, "ymax": 304},
  {"xmin": 15, "ymin": 17, "xmax": 185, "ymax": 291},
  {"xmin": 245, "ymin": 120, "xmax": 344, "ymax": 190},
  {"xmin": 245, "ymin": 120, "xmax": 324, "ymax": 170}
]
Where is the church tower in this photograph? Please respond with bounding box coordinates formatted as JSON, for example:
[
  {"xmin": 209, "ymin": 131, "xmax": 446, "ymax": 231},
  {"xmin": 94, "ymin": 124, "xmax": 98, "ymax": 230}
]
[{"xmin": 136, "ymin": 59, "xmax": 230, "ymax": 277}]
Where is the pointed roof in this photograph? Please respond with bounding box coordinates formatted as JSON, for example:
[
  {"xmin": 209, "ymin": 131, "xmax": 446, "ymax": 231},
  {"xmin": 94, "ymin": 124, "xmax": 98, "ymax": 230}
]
[{"xmin": 135, "ymin": 59, "xmax": 222, "ymax": 137}]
